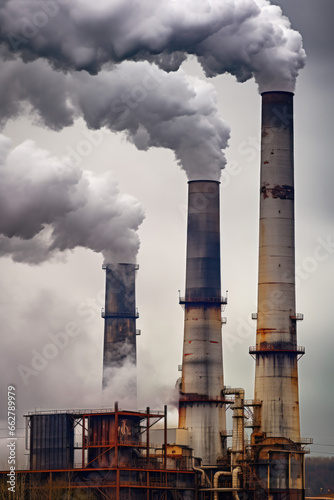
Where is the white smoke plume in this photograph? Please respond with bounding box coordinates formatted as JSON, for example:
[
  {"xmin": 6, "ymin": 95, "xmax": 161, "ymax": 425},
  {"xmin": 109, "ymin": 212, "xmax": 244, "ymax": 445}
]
[
  {"xmin": 0, "ymin": 134, "xmax": 145, "ymax": 264},
  {"xmin": 0, "ymin": 0, "xmax": 306, "ymax": 91},
  {"xmin": 0, "ymin": 57, "xmax": 230, "ymax": 180},
  {"xmin": 103, "ymin": 362, "xmax": 137, "ymax": 411}
]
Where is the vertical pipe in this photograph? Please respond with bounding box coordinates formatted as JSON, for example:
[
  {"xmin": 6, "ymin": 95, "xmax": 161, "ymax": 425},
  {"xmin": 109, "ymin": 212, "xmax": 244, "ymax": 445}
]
[
  {"xmin": 115, "ymin": 401, "xmax": 119, "ymax": 468},
  {"xmin": 102, "ymin": 263, "xmax": 138, "ymax": 404},
  {"xmin": 179, "ymin": 180, "xmax": 226, "ymax": 465},
  {"xmin": 146, "ymin": 471, "xmax": 150, "ymax": 500},
  {"xmin": 224, "ymin": 388, "xmax": 245, "ymax": 468},
  {"xmin": 146, "ymin": 407, "xmax": 150, "ymax": 465},
  {"xmin": 164, "ymin": 405, "xmax": 167, "ymax": 470},
  {"xmin": 82, "ymin": 415, "xmax": 85, "ymax": 468},
  {"xmin": 254, "ymin": 91, "xmax": 301, "ymax": 442},
  {"xmin": 116, "ymin": 469, "xmax": 120, "ymax": 498}
]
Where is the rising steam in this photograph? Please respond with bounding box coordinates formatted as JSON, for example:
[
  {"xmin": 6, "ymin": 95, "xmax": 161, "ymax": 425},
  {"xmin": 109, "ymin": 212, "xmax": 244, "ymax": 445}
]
[
  {"xmin": 0, "ymin": 57, "xmax": 230, "ymax": 180},
  {"xmin": 0, "ymin": 0, "xmax": 306, "ymax": 91},
  {"xmin": 0, "ymin": 134, "xmax": 145, "ymax": 264}
]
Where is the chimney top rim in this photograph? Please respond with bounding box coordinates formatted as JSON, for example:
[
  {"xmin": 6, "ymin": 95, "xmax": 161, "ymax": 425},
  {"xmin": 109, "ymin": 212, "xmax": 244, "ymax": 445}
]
[
  {"xmin": 102, "ymin": 263, "xmax": 139, "ymax": 270},
  {"xmin": 188, "ymin": 180, "xmax": 220, "ymax": 185},
  {"xmin": 261, "ymin": 90, "xmax": 294, "ymax": 96}
]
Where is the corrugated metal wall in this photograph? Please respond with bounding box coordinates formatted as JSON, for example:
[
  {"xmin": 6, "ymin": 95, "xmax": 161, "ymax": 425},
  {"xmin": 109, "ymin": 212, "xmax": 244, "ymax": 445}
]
[{"xmin": 30, "ymin": 414, "xmax": 74, "ymax": 470}]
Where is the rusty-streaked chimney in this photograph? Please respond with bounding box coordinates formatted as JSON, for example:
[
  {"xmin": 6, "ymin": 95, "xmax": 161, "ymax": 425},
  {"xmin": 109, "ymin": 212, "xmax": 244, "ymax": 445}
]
[
  {"xmin": 102, "ymin": 263, "xmax": 139, "ymax": 401},
  {"xmin": 179, "ymin": 180, "xmax": 226, "ymax": 465},
  {"xmin": 250, "ymin": 91, "xmax": 308, "ymax": 497}
]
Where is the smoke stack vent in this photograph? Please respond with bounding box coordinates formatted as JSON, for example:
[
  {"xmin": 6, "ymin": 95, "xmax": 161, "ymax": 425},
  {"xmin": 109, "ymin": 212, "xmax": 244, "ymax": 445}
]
[
  {"xmin": 253, "ymin": 91, "xmax": 302, "ymax": 441},
  {"xmin": 102, "ymin": 263, "xmax": 139, "ymax": 399},
  {"xmin": 250, "ymin": 91, "xmax": 307, "ymax": 496},
  {"xmin": 179, "ymin": 180, "xmax": 226, "ymax": 465}
]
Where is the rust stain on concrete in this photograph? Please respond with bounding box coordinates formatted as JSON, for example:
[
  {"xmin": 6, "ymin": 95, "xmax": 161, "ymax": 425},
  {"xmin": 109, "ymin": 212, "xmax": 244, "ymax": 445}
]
[{"xmin": 260, "ymin": 183, "xmax": 294, "ymax": 200}]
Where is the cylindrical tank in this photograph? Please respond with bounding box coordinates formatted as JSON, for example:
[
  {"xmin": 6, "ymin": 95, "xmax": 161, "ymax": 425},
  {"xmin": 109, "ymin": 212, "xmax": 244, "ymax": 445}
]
[
  {"xmin": 29, "ymin": 413, "xmax": 74, "ymax": 470},
  {"xmin": 87, "ymin": 413, "xmax": 141, "ymax": 468},
  {"xmin": 179, "ymin": 180, "xmax": 226, "ymax": 465}
]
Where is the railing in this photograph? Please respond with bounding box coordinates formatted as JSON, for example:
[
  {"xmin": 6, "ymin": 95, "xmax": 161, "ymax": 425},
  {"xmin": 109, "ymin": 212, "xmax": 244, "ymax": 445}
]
[
  {"xmin": 179, "ymin": 393, "xmax": 233, "ymax": 403},
  {"xmin": 296, "ymin": 437, "xmax": 313, "ymax": 444},
  {"xmin": 220, "ymin": 430, "xmax": 233, "ymax": 437},
  {"xmin": 26, "ymin": 407, "xmax": 165, "ymax": 416},
  {"xmin": 244, "ymin": 399, "xmax": 262, "ymax": 406},
  {"xmin": 251, "ymin": 313, "xmax": 303, "ymax": 320},
  {"xmin": 290, "ymin": 313, "xmax": 304, "ymax": 320},
  {"xmin": 179, "ymin": 296, "xmax": 227, "ymax": 305},
  {"xmin": 101, "ymin": 307, "xmax": 139, "ymax": 319},
  {"xmin": 249, "ymin": 345, "xmax": 305, "ymax": 354},
  {"xmin": 86, "ymin": 441, "xmax": 143, "ymax": 448}
]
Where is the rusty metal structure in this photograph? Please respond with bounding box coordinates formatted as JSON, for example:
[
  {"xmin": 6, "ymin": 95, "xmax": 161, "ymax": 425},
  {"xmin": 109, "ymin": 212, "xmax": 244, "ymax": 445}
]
[
  {"xmin": 17, "ymin": 405, "xmax": 197, "ymax": 499},
  {"xmin": 102, "ymin": 263, "xmax": 139, "ymax": 398},
  {"xmin": 249, "ymin": 91, "xmax": 310, "ymax": 498},
  {"xmin": 179, "ymin": 180, "xmax": 227, "ymax": 465}
]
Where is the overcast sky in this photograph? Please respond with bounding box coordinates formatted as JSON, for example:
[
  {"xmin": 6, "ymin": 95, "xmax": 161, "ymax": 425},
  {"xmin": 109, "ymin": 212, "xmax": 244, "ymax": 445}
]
[{"xmin": 0, "ymin": 0, "xmax": 333, "ymax": 467}]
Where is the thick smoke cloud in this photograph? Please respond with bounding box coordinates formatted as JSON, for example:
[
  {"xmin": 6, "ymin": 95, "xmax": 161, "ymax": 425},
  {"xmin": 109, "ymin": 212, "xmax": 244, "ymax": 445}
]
[
  {"xmin": 0, "ymin": 0, "xmax": 305, "ymax": 91},
  {"xmin": 0, "ymin": 134, "xmax": 145, "ymax": 264},
  {"xmin": 194, "ymin": 0, "xmax": 306, "ymax": 91},
  {"xmin": 0, "ymin": 57, "xmax": 230, "ymax": 180}
]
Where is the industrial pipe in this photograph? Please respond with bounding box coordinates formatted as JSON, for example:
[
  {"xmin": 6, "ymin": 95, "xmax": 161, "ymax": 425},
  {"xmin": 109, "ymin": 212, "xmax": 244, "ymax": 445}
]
[
  {"xmin": 224, "ymin": 388, "xmax": 245, "ymax": 466},
  {"xmin": 213, "ymin": 471, "xmax": 232, "ymax": 500},
  {"xmin": 232, "ymin": 466, "xmax": 242, "ymax": 500},
  {"xmin": 192, "ymin": 466, "xmax": 211, "ymax": 487}
]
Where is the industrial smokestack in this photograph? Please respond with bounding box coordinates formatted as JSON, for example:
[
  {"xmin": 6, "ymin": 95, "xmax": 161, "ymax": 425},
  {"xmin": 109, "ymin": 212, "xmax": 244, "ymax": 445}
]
[
  {"xmin": 179, "ymin": 180, "xmax": 226, "ymax": 465},
  {"xmin": 102, "ymin": 263, "xmax": 139, "ymax": 402},
  {"xmin": 251, "ymin": 91, "xmax": 307, "ymax": 496}
]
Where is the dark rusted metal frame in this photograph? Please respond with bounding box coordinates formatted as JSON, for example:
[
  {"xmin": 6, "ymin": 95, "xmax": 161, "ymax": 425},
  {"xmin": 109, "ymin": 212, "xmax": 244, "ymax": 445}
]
[
  {"xmin": 2, "ymin": 468, "xmax": 197, "ymax": 496},
  {"xmin": 249, "ymin": 347, "xmax": 305, "ymax": 361},
  {"xmin": 15, "ymin": 406, "xmax": 197, "ymax": 496}
]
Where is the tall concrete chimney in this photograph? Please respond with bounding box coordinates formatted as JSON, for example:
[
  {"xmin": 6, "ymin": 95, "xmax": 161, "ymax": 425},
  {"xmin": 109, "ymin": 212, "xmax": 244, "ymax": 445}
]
[
  {"xmin": 102, "ymin": 263, "xmax": 139, "ymax": 400},
  {"xmin": 251, "ymin": 92, "xmax": 307, "ymax": 496},
  {"xmin": 179, "ymin": 180, "xmax": 226, "ymax": 465}
]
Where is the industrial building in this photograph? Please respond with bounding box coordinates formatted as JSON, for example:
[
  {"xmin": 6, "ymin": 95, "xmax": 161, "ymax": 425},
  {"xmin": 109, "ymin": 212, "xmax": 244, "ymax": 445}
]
[{"xmin": 0, "ymin": 91, "xmax": 311, "ymax": 498}]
